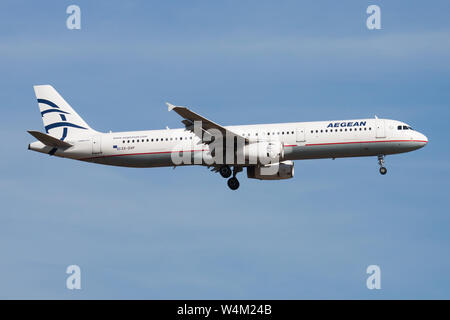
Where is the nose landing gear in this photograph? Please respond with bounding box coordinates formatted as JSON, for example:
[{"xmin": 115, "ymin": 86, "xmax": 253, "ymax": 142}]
[{"xmin": 378, "ymin": 155, "xmax": 387, "ymax": 175}]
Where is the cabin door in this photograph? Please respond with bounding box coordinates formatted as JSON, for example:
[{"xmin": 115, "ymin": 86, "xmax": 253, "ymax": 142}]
[
  {"xmin": 296, "ymin": 127, "xmax": 306, "ymax": 142},
  {"xmin": 375, "ymin": 119, "xmax": 386, "ymax": 138},
  {"xmin": 92, "ymin": 135, "xmax": 102, "ymax": 155}
]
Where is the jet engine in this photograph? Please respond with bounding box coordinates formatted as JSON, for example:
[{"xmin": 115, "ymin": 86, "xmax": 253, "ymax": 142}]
[{"xmin": 247, "ymin": 160, "xmax": 294, "ymax": 180}]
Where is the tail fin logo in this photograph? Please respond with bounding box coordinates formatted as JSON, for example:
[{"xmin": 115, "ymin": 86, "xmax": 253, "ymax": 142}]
[
  {"xmin": 34, "ymin": 85, "xmax": 95, "ymax": 140},
  {"xmin": 38, "ymin": 98, "xmax": 87, "ymax": 140}
]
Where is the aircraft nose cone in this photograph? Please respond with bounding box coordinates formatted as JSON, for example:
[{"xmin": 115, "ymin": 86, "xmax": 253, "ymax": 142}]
[
  {"xmin": 417, "ymin": 132, "xmax": 428, "ymax": 148},
  {"xmin": 421, "ymin": 133, "xmax": 428, "ymax": 143}
]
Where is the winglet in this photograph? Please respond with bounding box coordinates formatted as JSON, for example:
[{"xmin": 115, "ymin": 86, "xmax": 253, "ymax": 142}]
[{"xmin": 166, "ymin": 102, "xmax": 176, "ymax": 112}]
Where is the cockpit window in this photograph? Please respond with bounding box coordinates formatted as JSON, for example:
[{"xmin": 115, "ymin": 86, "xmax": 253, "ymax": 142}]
[{"xmin": 398, "ymin": 125, "xmax": 414, "ymax": 130}]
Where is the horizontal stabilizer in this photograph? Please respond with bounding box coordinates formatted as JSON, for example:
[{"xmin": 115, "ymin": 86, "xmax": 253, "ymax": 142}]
[{"xmin": 27, "ymin": 130, "xmax": 73, "ymax": 148}]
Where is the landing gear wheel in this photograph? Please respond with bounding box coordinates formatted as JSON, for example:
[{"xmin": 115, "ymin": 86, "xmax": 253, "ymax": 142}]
[
  {"xmin": 219, "ymin": 165, "xmax": 232, "ymax": 178},
  {"xmin": 377, "ymin": 155, "xmax": 387, "ymax": 175},
  {"xmin": 227, "ymin": 177, "xmax": 240, "ymax": 190}
]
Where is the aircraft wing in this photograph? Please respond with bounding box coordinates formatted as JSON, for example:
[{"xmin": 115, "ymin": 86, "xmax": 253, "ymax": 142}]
[{"xmin": 166, "ymin": 103, "xmax": 248, "ymax": 143}]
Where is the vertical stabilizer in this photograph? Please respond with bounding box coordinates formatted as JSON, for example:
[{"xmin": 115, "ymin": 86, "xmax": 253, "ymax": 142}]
[{"xmin": 33, "ymin": 85, "xmax": 97, "ymax": 139}]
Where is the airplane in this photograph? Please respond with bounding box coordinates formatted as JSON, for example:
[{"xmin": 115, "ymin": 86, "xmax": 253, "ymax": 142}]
[{"xmin": 28, "ymin": 85, "xmax": 428, "ymax": 190}]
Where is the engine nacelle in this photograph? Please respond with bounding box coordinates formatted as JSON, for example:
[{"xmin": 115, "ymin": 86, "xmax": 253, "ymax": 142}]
[
  {"xmin": 247, "ymin": 160, "xmax": 294, "ymax": 180},
  {"xmin": 242, "ymin": 141, "xmax": 285, "ymax": 164}
]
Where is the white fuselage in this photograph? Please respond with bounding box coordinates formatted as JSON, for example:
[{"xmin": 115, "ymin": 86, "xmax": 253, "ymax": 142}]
[{"xmin": 29, "ymin": 118, "xmax": 428, "ymax": 168}]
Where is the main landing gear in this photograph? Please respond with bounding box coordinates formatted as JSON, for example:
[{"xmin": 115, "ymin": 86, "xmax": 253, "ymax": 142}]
[
  {"xmin": 220, "ymin": 165, "xmax": 241, "ymax": 190},
  {"xmin": 378, "ymin": 155, "xmax": 387, "ymax": 175},
  {"xmin": 219, "ymin": 165, "xmax": 232, "ymax": 178},
  {"xmin": 227, "ymin": 177, "xmax": 240, "ymax": 190}
]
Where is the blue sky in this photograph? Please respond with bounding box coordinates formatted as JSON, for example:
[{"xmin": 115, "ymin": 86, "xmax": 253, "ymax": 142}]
[{"xmin": 0, "ymin": 0, "xmax": 449, "ymax": 299}]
